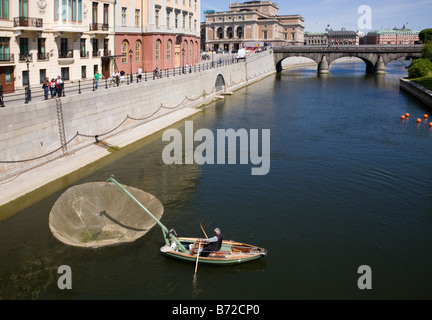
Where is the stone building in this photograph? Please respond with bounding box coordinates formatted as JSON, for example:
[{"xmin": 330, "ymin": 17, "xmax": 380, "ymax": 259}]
[
  {"xmin": 366, "ymin": 27, "xmax": 420, "ymax": 45},
  {"xmin": 202, "ymin": 1, "xmax": 304, "ymax": 53},
  {"xmin": 114, "ymin": 0, "xmax": 201, "ymax": 73},
  {"xmin": 328, "ymin": 29, "xmax": 359, "ymax": 46},
  {"xmin": 304, "ymin": 32, "xmax": 328, "ymax": 46},
  {"xmin": 0, "ymin": 0, "xmax": 115, "ymax": 93}
]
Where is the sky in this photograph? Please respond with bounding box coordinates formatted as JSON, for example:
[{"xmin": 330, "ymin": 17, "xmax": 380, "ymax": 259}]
[{"xmin": 200, "ymin": 0, "xmax": 432, "ymax": 32}]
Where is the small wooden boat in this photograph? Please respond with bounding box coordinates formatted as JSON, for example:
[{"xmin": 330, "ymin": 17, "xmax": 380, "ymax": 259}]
[
  {"xmin": 161, "ymin": 237, "xmax": 267, "ymax": 265},
  {"xmin": 108, "ymin": 176, "xmax": 267, "ymax": 265}
]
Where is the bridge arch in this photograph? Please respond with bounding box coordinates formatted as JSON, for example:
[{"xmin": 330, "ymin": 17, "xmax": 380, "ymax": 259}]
[
  {"xmin": 273, "ymin": 46, "xmax": 423, "ymax": 74},
  {"xmin": 215, "ymin": 74, "xmax": 226, "ymax": 93}
]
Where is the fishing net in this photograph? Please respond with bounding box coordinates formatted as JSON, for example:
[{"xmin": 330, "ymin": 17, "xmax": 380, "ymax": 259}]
[{"xmin": 49, "ymin": 182, "xmax": 163, "ymax": 248}]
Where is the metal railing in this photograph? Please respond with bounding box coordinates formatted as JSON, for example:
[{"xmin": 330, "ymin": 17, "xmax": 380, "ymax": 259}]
[
  {"xmin": 89, "ymin": 23, "xmax": 109, "ymax": 32},
  {"xmin": 14, "ymin": 17, "xmax": 43, "ymax": 28},
  {"xmin": 19, "ymin": 53, "xmax": 33, "ymax": 62},
  {"xmin": 37, "ymin": 53, "xmax": 50, "ymax": 61},
  {"xmin": 0, "ymin": 53, "xmax": 14, "ymax": 63},
  {"xmin": 0, "ymin": 52, "xmax": 249, "ymax": 107},
  {"xmin": 92, "ymin": 51, "xmax": 101, "ymax": 57},
  {"xmin": 59, "ymin": 50, "xmax": 74, "ymax": 59},
  {"xmin": 80, "ymin": 51, "xmax": 89, "ymax": 58}
]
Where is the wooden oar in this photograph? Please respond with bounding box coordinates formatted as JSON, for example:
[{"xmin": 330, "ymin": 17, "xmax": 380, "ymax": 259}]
[
  {"xmin": 193, "ymin": 240, "xmax": 201, "ymax": 282},
  {"xmin": 200, "ymin": 223, "xmax": 208, "ymax": 239}
]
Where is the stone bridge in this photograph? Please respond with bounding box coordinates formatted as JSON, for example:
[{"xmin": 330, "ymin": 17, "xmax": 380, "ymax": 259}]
[{"xmin": 273, "ymin": 45, "xmax": 423, "ymax": 74}]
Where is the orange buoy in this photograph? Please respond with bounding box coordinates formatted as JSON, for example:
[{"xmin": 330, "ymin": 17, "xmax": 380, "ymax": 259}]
[
  {"xmin": 405, "ymin": 113, "xmax": 410, "ymax": 117},
  {"xmin": 423, "ymin": 114, "xmax": 429, "ymax": 119},
  {"xmin": 429, "ymin": 122, "xmax": 432, "ymax": 128},
  {"xmin": 417, "ymin": 118, "xmax": 422, "ymax": 123},
  {"xmin": 401, "ymin": 115, "xmax": 406, "ymax": 120}
]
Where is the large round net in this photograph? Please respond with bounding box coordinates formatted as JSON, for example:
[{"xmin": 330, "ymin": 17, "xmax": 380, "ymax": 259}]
[{"xmin": 49, "ymin": 182, "xmax": 163, "ymax": 248}]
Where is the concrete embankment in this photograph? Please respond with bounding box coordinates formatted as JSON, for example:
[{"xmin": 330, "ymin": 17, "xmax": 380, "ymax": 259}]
[
  {"xmin": 0, "ymin": 51, "xmax": 276, "ymax": 220},
  {"xmin": 400, "ymin": 78, "xmax": 432, "ymax": 108}
]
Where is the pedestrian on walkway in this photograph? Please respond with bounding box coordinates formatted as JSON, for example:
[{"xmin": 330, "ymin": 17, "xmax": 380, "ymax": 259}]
[
  {"xmin": 94, "ymin": 70, "xmax": 103, "ymax": 89},
  {"xmin": 56, "ymin": 76, "xmax": 64, "ymax": 97},
  {"xmin": 42, "ymin": 77, "xmax": 50, "ymax": 100},
  {"xmin": 49, "ymin": 78, "xmax": 57, "ymax": 98}
]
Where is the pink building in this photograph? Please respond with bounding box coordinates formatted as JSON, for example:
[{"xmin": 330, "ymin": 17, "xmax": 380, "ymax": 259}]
[{"xmin": 114, "ymin": 0, "xmax": 201, "ymax": 74}]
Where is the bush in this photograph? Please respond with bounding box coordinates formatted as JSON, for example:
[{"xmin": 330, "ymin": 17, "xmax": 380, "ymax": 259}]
[
  {"xmin": 419, "ymin": 29, "xmax": 432, "ymax": 44},
  {"xmin": 422, "ymin": 43, "xmax": 432, "ymax": 61},
  {"xmin": 408, "ymin": 58, "xmax": 432, "ymax": 78}
]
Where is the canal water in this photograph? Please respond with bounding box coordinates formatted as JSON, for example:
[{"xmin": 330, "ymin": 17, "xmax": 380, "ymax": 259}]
[{"xmin": 1, "ymin": 60, "xmax": 431, "ymax": 300}]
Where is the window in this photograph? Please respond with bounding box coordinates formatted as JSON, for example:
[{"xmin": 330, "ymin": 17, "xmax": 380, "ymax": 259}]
[
  {"xmin": 166, "ymin": 10, "xmax": 170, "ymax": 28},
  {"xmin": 175, "ymin": 12, "xmax": 178, "ymax": 28},
  {"xmin": 92, "ymin": 2, "xmax": 98, "ymax": 24},
  {"xmin": 167, "ymin": 40, "xmax": 172, "ymax": 60},
  {"xmin": 92, "ymin": 38, "xmax": 98, "ymax": 56},
  {"xmin": 37, "ymin": 38, "xmax": 46, "ymax": 60},
  {"xmin": 19, "ymin": 0, "xmax": 28, "ymax": 18},
  {"xmin": 103, "ymin": 4, "xmax": 108, "ymax": 25},
  {"xmin": 155, "ymin": 40, "xmax": 161, "ymax": 61},
  {"xmin": 155, "ymin": 9, "xmax": 159, "ymax": 28},
  {"xmin": 61, "ymin": 67, "xmax": 70, "ymax": 80},
  {"xmin": 81, "ymin": 66, "xmax": 86, "ymax": 78},
  {"xmin": 135, "ymin": 41, "xmax": 141, "ymax": 62},
  {"xmin": 135, "ymin": 9, "xmax": 140, "ymax": 27},
  {"xmin": 39, "ymin": 69, "xmax": 46, "ymax": 83},
  {"xmin": 263, "ymin": 30, "xmax": 268, "ymax": 40},
  {"xmin": 0, "ymin": 0, "xmax": 9, "ymax": 19},
  {"xmin": 22, "ymin": 70, "xmax": 29, "ymax": 86},
  {"xmin": 121, "ymin": 7, "xmax": 126, "ymax": 26},
  {"xmin": 80, "ymin": 38, "xmax": 86, "ymax": 57},
  {"xmin": 19, "ymin": 38, "xmax": 28, "ymax": 60},
  {"xmin": 0, "ymin": 37, "xmax": 10, "ymax": 61},
  {"xmin": 121, "ymin": 41, "xmax": 128, "ymax": 63}
]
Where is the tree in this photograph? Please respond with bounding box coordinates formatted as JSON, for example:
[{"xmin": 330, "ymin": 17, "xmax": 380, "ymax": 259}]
[
  {"xmin": 422, "ymin": 43, "xmax": 432, "ymax": 61},
  {"xmin": 419, "ymin": 29, "xmax": 432, "ymax": 44},
  {"xmin": 408, "ymin": 58, "xmax": 432, "ymax": 78}
]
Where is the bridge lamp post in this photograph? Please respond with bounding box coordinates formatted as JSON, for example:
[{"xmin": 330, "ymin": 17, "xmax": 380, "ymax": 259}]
[
  {"xmin": 182, "ymin": 48, "xmax": 185, "ymax": 74},
  {"xmin": 25, "ymin": 53, "xmax": 31, "ymax": 104},
  {"xmin": 129, "ymin": 49, "xmax": 133, "ymax": 83}
]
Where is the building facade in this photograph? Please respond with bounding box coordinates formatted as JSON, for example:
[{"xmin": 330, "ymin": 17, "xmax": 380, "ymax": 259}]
[
  {"xmin": 304, "ymin": 32, "xmax": 328, "ymax": 46},
  {"xmin": 366, "ymin": 27, "xmax": 420, "ymax": 45},
  {"xmin": 114, "ymin": 0, "xmax": 201, "ymax": 73},
  {"xmin": 0, "ymin": 0, "xmax": 115, "ymax": 93},
  {"xmin": 328, "ymin": 30, "xmax": 359, "ymax": 46},
  {"xmin": 202, "ymin": 1, "xmax": 304, "ymax": 53}
]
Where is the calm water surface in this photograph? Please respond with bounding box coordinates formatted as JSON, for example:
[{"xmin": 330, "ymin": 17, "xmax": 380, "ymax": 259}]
[{"xmin": 1, "ymin": 61, "xmax": 432, "ymax": 300}]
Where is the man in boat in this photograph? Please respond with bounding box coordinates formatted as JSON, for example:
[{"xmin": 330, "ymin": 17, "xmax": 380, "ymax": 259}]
[{"xmin": 199, "ymin": 228, "xmax": 223, "ymax": 257}]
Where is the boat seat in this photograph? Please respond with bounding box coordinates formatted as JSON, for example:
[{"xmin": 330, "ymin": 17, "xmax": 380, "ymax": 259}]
[{"xmin": 210, "ymin": 252, "xmax": 225, "ymax": 258}]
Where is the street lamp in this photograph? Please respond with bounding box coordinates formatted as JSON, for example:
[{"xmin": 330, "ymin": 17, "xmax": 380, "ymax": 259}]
[
  {"xmin": 25, "ymin": 53, "xmax": 31, "ymax": 104},
  {"xmin": 129, "ymin": 49, "xmax": 133, "ymax": 83},
  {"xmin": 182, "ymin": 48, "xmax": 185, "ymax": 74}
]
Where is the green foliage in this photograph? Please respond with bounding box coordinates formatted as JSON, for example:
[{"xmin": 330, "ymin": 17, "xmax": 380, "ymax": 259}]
[
  {"xmin": 408, "ymin": 58, "xmax": 432, "ymax": 79},
  {"xmin": 422, "ymin": 43, "xmax": 432, "ymax": 60},
  {"xmin": 419, "ymin": 29, "xmax": 432, "ymax": 44}
]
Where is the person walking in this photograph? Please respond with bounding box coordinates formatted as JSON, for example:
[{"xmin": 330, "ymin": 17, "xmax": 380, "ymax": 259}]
[
  {"xmin": 137, "ymin": 67, "xmax": 143, "ymax": 82},
  {"xmin": 94, "ymin": 70, "xmax": 103, "ymax": 89},
  {"xmin": 42, "ymin": 77, "xmax": 50, "ymax": 100},
  {"xmin": 56, "ymin": 76, "xmax": 64, "ymax": 97},
  {"xmin": 49, "ymin": 78, "xmax": 57, "ymax": 98}
]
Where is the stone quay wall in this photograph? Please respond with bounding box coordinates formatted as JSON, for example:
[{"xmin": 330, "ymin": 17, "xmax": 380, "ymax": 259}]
[
  {"xmin": 0, "ymin": 51, "xmax": 276, "ymax": 181},
  {"xmin": 400, "ymin": 78, "xmax": 432, "ymax": 108}
]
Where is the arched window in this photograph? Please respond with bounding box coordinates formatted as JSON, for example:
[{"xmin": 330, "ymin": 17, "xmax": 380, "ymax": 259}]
[
  {"xmin": 189, "ymin": 40, "xmax": 193, "ymax": 59},
  {"xmin": 135, "ymin": 41, "xmax": 141, "ymax": 62},
  {"xmin": 167, "ymin": 39, "xmax": 172, "ymax": 60},
  {"xmin": 121, "ymin": 41, "xmax": 128, "ymax": 63},
  {"xmin": 156, "ymin": 39, "xmax": 161, "ymax": 61}
]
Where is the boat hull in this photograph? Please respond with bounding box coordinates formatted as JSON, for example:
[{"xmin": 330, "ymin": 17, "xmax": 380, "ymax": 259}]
[{"xmin": 160, "ymin": 237, "xmax": 267, "ymax": 266}]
